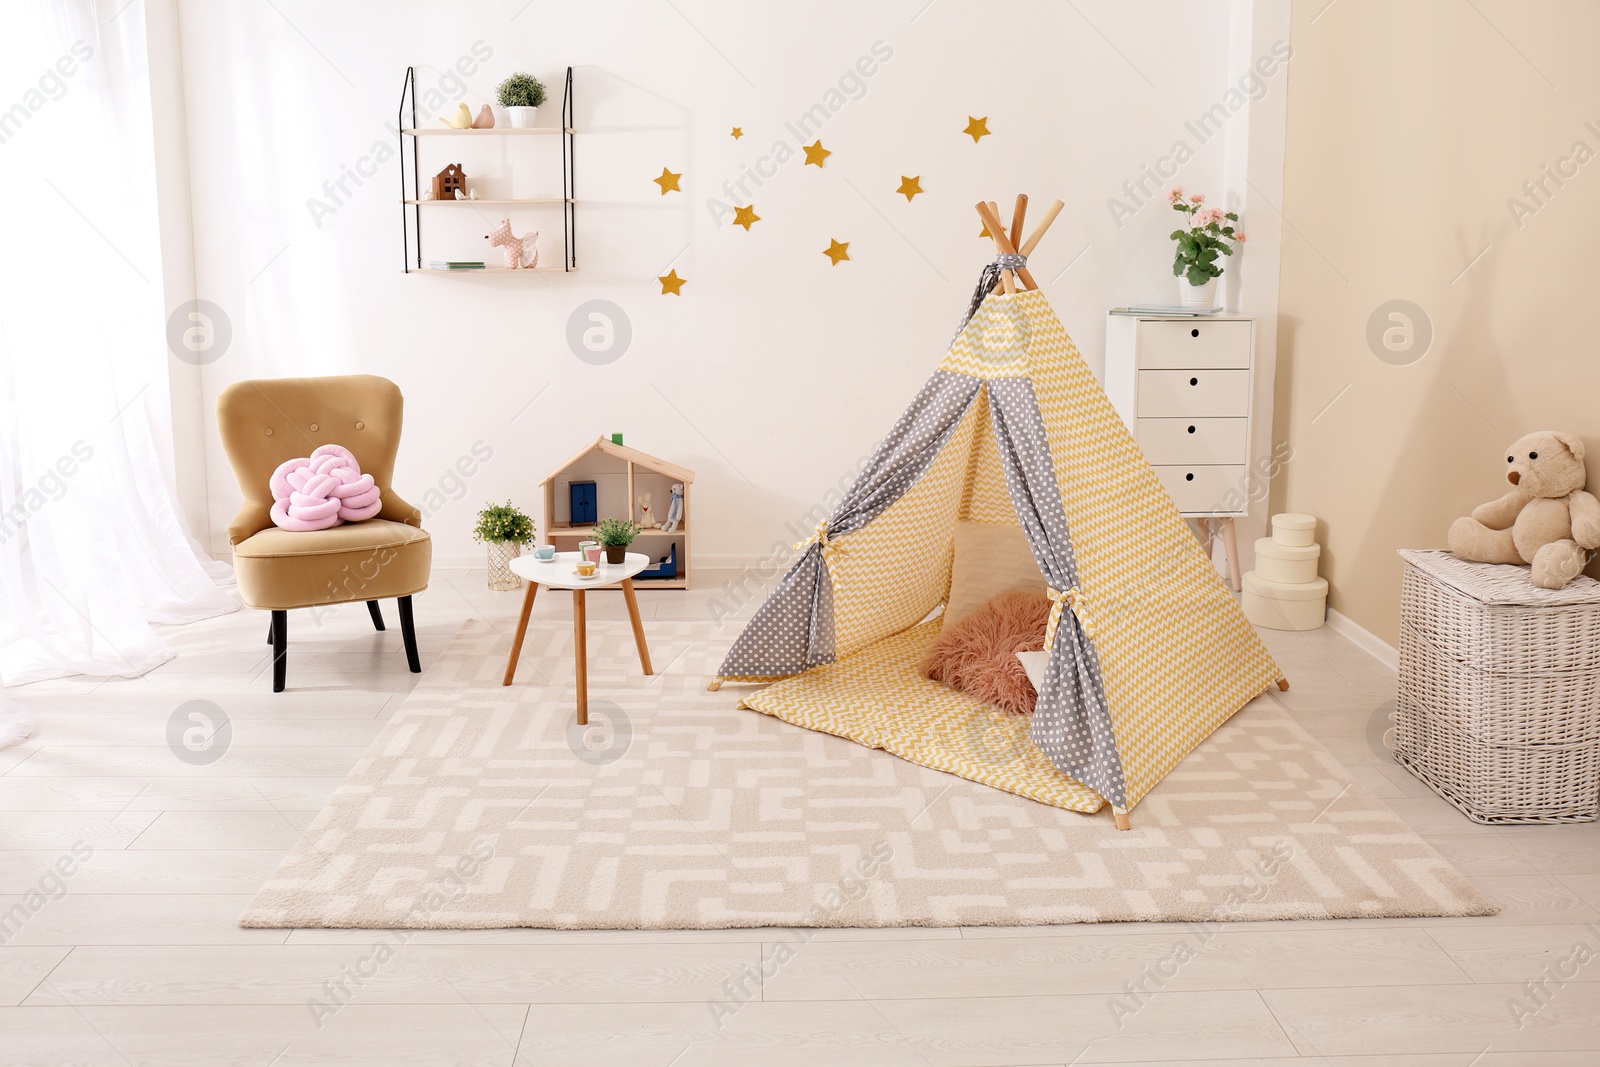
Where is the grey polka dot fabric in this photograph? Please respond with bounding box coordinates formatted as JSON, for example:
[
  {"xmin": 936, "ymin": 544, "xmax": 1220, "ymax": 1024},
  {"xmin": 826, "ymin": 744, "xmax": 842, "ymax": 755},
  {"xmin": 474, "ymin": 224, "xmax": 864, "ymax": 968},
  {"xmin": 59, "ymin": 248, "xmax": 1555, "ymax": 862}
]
[
  {"xmin": 987, "ymin": 377, "xmax": 1127, "ymax": 810},
  {"xmin": 718, "ymin": 371, "xmax": 982, "ymax": 678}
]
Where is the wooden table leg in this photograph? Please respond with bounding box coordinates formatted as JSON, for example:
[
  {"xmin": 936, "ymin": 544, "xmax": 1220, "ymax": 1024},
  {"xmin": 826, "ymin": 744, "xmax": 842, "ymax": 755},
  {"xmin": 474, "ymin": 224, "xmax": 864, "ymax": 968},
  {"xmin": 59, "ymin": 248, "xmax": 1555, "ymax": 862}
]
[
  {"xmin": 501, "ymin": 581, "xmax": 539, "ymax": 686},
  {"xmin": 1220, "ymin": 517, "xmax": 1243, "ymax": 593},
  {"xmin": 621, "ymin": 577, "xmax": 653, "ymax": 676},
  {"xmin": 573, "ymin": 588, "xmax": 587, "ymax": 726}
]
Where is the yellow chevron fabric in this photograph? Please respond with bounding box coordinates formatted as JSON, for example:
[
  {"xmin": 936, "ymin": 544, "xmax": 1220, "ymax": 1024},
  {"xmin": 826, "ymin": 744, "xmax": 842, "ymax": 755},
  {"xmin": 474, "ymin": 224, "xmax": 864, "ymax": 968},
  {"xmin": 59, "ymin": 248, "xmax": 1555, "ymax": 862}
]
[
  {"xmin": 828, "ymin": 398, "xmax": 980, "ymax": 660},
  {"xmin": 960, "ymin": 291, "xmax": 1281, "ymax": 808},
  {"xmin": 742, "ymin": 619, "xmax": 1107, "ymax": 813}
]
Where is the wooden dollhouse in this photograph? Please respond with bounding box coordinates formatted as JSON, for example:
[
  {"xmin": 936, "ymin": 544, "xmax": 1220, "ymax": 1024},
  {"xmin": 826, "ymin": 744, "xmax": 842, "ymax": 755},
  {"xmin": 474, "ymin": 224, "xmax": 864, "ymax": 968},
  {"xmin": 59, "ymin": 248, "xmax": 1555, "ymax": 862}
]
[{"xmin": 540, "ymin": 437, "xmax": 694, "ymax": 589}]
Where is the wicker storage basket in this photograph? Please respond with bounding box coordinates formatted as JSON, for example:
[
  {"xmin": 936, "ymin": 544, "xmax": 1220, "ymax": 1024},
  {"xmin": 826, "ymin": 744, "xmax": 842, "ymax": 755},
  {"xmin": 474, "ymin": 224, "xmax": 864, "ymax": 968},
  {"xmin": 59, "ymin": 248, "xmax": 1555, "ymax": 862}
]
[
  {"xmin": 1394, "ymin": 695, "xmax": 1600, "ymax": 824},
  {"xmin": 1399, "ymin": 624, "xmax": 1600, "ymax": 745},
  {"xmin": 1395, "ymin": 549, "xmax": 1600, "ymax": 824}
]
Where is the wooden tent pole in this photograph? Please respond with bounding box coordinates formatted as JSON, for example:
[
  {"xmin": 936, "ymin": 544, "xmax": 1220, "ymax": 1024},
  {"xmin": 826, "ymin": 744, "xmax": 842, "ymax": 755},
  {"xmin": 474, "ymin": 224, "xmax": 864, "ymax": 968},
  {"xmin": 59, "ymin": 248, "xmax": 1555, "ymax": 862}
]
[
  {"xmin": 975, "ymin": 202, "xmax": 1019, "ymax": 257},
  {"xmin": 1008, "ymin": 194, "xmax": 1028, "ymax": 251},
  {"xmin": 985, "ymin": 200, "xmax": 1015, "ymax": 293},
  {"xmin": 1019, "ymin": 198, "xmax": 1066, "ymax": 258},
  {"xmin": 1114, "ymin": 810, "xmax": 1131, "ymax": 831},
  {"xmin": 1008, "ymin": 194, "xmax": 1041, "ymax": 290}
]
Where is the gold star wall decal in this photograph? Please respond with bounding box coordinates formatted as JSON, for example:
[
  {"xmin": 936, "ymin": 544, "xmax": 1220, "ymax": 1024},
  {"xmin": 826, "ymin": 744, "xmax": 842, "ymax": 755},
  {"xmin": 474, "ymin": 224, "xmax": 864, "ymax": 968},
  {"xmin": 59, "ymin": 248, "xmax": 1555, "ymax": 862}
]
[
  {"xmin": 803, "ymin": 140, "xmax": 831, "ymax": 167},
  {"xmin": 979, "ymin": 222, "xmax": 991, "ymax": 238},
  {"xmin": 823, "ymin": 239, "xmax": 850, "ymax": 265},
  {"xmin": 963, "ymin": 115, "xmax": 991, "ymax": 142},
  {"xmin": 897, "ymin": 175, "xmax": 923, "ymax": 201},
  {"xmin": 732, "ymin": 204, "xmax": 761, "ymax": 230},
  {"xmin": 658, "ymin": 269, "xmax": 686, "ymax": 295},
  {"xmin": 653, "ymin": 167, "xmax": 682, "ymax": 195},
  {"xmin": 730, "ymin": 126, "xmax": 744, "ymax": 139}
]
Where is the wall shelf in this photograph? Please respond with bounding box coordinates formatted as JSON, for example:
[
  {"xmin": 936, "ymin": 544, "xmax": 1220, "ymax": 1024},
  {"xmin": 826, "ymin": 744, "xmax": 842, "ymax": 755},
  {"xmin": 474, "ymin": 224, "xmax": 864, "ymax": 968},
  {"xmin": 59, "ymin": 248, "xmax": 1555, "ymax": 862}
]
[
  {"xmin": 413, "ymin": 267, "xmax": 579, "ymax": 274},
  {"xmin": 404, "ymin": 198, "xmax": 576, "ymax": 206},
  {"xmin": 397, "ymin": 66, "xmax": 576, "ymax": 273},
  {"xmin": 400, "ymin": 127, "xmax": 577, "ymax": 135}
]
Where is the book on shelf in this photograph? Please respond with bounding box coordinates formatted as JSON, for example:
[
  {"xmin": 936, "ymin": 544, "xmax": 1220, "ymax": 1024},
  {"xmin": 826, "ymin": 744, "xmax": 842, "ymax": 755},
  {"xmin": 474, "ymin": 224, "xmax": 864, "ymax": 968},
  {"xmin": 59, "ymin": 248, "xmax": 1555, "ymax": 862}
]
[
  {"xmin": 428, "ymin": 261, "xmax": 487, "ymax": 270},
  {"xmin": 1110, "ymin": 304, "xmax": 1224, "ymax": 317}
]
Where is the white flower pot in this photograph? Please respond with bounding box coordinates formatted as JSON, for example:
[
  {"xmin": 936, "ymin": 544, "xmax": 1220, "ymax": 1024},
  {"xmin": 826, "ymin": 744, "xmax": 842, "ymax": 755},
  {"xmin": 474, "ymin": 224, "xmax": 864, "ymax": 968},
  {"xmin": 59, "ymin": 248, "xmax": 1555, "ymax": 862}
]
[
  {"xmin": 1179, "ymin": 274, "xmax": 1219, "ymax": 309},
  {"xmin": 506, "ymin": 105, "xmax": 537, "ymax": 129}
]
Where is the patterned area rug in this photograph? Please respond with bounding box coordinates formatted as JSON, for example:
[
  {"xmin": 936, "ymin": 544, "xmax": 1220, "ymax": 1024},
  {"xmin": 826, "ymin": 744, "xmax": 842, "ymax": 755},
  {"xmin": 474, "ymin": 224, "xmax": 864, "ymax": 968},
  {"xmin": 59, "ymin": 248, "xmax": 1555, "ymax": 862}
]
[{"xmin": 240, "ymin": 620, "xmax": 1494, "ymax": 929}]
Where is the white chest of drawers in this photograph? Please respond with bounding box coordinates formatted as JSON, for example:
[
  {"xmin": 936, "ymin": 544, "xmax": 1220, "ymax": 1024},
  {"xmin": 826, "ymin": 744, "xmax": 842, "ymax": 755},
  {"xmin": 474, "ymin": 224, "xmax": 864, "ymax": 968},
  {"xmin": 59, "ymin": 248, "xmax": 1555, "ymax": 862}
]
[{"xmin": 1104, "ymin": 313, "xmax": 1256, "ymax": 588}]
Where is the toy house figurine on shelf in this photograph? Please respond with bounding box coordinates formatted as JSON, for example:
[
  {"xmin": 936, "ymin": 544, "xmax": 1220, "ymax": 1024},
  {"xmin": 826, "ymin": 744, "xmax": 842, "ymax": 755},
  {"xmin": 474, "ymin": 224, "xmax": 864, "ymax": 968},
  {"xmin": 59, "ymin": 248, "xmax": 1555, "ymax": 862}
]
[
  {"xmin": 431, "ymin": 163, "xmax": 466, "ymax": 203},
  {"xmin": 541, "ymin": 437, "xmax": 694, "ymax": 588}
]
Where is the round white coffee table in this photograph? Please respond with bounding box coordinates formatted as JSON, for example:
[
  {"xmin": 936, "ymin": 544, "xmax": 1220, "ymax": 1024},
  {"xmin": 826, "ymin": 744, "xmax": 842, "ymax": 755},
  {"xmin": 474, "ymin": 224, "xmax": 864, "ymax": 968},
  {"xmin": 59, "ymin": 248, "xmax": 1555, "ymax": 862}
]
[{"xmin": 501, "ymin": 551, "xmax": 653, "ymax": 725}]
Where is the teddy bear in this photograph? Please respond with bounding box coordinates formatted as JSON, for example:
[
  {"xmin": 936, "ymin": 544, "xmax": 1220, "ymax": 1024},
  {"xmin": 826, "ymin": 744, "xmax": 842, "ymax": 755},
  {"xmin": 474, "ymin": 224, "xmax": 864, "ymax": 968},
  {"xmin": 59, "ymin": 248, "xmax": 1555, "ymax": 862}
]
[{"xmin": 1447, "ymin": 430, "xmax": 1600, "ymax": 589}]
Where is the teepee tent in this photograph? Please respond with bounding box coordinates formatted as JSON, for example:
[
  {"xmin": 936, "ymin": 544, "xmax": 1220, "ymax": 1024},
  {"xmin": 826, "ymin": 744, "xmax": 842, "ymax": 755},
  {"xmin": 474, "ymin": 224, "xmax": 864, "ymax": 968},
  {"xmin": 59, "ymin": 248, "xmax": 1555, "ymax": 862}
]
[{"xmin": 712, "ymin": 196, "xmax": 1283, "ymax": 828}]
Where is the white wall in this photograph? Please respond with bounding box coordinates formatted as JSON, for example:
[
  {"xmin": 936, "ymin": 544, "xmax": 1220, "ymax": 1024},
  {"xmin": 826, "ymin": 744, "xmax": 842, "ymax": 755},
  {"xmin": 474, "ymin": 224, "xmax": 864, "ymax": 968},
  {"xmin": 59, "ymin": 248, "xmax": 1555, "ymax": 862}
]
[{"xmin": 167, "ymin": 0, "xmax": 1289, "ymax": 570}]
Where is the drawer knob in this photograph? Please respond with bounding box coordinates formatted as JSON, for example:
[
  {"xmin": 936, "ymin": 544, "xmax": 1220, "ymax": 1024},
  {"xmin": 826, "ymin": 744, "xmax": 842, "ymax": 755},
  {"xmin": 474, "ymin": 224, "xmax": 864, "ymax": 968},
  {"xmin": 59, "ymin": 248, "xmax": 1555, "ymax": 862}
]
[
  {"xmin": 1185, "ymin": 472, "xmax": 1195, "ymax": 482},
  {"xmin": 1189, "ymin": 376, "xmax": 1199, "ymax": 386},
  {"xmin": 1190, "ymin": 328, "xmax": 1200, "ymax": 337},
  {"xmin": 1187, "ymin": 425, "xmax": 1196, "ymax": 434}
]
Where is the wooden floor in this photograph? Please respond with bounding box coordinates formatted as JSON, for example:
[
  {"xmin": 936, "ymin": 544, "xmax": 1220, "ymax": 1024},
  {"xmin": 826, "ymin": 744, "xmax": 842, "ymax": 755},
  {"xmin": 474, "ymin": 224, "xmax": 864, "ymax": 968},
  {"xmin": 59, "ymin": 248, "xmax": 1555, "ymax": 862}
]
[{"xmin": 3, "ymin": 568, "xmax": 1598, "ymax": 1066}]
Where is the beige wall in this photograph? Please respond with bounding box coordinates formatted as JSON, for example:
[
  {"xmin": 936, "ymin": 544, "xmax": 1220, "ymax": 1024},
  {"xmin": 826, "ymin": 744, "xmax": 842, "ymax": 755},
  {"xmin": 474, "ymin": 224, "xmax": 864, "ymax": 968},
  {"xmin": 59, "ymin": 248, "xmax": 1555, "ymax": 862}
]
[{"xmin": 1274, "ymin": 0, "xmax": 1600, "ymax": 645}]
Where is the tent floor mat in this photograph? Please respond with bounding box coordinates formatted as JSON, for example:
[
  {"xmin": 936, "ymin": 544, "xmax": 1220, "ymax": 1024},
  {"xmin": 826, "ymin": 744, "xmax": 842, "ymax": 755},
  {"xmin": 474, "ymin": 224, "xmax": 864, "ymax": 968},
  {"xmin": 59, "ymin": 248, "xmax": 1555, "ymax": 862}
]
[{"xmin": 740, "ymin": 620, "xmax": 1107, "ymax": 813}]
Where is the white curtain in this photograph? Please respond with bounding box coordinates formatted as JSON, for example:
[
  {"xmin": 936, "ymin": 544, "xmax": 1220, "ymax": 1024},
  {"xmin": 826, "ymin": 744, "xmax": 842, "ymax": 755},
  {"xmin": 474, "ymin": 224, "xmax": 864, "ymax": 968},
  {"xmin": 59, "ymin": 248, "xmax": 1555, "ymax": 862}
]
[{"xmin": 0, "ymin": 0, "xmax": 235, "ymax": 702}]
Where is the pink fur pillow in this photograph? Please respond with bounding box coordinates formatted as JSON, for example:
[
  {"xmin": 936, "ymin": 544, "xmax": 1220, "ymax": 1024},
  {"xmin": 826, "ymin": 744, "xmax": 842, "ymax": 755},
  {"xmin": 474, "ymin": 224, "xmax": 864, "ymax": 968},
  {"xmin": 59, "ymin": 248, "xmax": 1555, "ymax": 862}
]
[{"xmin": 920, "ymin": 590, "xmax": 1051, "ymax": 715}]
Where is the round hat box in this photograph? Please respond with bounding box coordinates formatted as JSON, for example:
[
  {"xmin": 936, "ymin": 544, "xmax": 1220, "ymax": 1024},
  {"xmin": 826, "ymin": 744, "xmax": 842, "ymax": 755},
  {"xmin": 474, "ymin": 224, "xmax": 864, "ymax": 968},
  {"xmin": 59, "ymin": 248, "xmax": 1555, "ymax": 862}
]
[
  {"xmin": 1254, "ymin": 537, "xmax": 1321, "ymax": 584},
  {"xmin": 1242, "ymin": 570, "xmax": 1329, "ymax": 631},
  {"xmin": 1271, "ymin": 513, "xmax": 1317, "ymax": 547}
]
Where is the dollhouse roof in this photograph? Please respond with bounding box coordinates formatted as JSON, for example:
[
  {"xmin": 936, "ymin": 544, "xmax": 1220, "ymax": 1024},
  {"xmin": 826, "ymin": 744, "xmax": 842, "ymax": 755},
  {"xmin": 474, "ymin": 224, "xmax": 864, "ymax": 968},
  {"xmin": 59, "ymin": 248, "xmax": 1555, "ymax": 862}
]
[{"xmin": 538, "ymin": 437, "xmax": 695, "ymax": 486}]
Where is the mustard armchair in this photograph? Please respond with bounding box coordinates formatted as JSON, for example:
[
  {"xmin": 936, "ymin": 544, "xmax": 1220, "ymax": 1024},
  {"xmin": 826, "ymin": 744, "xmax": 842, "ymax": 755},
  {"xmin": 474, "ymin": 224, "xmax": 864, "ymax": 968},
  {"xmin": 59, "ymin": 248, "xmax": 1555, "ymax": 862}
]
[{"xmin": 217, "ymin": 375, "xmax": 432, "ymax": 691}]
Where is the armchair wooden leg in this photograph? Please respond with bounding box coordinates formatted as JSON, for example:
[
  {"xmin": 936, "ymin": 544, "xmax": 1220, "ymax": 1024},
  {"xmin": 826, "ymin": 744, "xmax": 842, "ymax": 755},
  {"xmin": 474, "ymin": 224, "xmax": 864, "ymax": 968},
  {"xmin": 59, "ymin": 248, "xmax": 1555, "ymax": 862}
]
[
  {"xmin": 266, "ymin": 614, "xmax": 274, "ymax": 645},
  {"xmin": 270, "ymin": 610, "xmax": 288, "ymax": 693},
  {"xmin": 367, "ymin": 600, "xmax": 386, "ymax": 631},
  {"xmin": 397, "ymin": 595, "xmax": 421, "ymax": 674}
]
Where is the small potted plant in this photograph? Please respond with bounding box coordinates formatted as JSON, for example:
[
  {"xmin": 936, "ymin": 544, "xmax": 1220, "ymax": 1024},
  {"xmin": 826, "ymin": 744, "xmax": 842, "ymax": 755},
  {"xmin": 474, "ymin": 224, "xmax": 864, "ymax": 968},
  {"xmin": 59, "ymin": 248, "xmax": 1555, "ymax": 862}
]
[
  {"xmin": 496, "ymin": 72, "xmax": 547, "ymax": 129},
  {"xmin": 473, "ymin": 501, "xmax": 536, "ymax": 590},
  {"xmin": 593, "ymin": 517, "xmax": 641, "ymax": 564},
  {"xmin": 1167, "ymin": 188, "xmax": 1246, "ymax": 308}
]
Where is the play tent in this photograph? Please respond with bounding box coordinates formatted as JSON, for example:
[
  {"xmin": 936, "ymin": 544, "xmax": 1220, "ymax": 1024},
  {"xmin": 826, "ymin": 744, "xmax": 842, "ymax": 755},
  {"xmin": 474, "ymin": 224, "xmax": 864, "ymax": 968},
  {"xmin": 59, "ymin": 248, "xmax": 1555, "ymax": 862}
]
[{"xmin": 712, "ymin": 196, "xmax": 1283, "ymax": 828}]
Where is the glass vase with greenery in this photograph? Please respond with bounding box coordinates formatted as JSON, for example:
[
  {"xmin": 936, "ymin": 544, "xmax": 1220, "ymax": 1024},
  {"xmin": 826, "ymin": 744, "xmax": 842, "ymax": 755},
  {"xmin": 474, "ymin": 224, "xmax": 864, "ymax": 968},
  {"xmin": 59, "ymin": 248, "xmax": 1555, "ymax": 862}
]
[
  {"xmin": 594, "ymin": 517, "xmax": 641, "ymax": 564},
  {"xmin": 473, "ymin": 501, "xmax": 535, "ymax": 590}
]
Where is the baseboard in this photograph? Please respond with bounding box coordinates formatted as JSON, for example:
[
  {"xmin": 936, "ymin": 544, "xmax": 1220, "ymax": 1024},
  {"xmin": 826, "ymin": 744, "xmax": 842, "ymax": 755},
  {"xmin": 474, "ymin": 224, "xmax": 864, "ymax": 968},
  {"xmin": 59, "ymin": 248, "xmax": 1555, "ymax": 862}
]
[{"xmin": 1325, "ymin": 608, "xmax": 1399, "ymax": 672}]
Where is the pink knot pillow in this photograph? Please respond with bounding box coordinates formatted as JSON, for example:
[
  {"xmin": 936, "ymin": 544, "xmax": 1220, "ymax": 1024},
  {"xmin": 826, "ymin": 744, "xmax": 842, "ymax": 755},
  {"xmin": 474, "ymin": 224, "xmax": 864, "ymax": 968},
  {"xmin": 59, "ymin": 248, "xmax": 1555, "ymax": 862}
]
[{"xmin": 269, "ymin": 444, "xmax": 382, "ymax": 532}]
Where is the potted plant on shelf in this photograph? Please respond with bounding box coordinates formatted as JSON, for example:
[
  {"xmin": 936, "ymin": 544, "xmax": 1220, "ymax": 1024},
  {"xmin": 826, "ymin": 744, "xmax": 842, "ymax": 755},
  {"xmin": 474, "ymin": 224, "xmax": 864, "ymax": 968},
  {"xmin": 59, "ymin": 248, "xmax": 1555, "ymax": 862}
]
[
  {"xmin": 496, "ymin": 72, "xmax": 547, "ymax": 129},
  {"xmin": 1167, "ymin": 188, "xmax": 1246, "ymax": 309},
  {"xmin": 473, "ymin": 501, "xmax": 536, "ymax": 591},
  {"xmin": 593, "ymin": 517, "xmax": 642, "ymax": 565}
]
